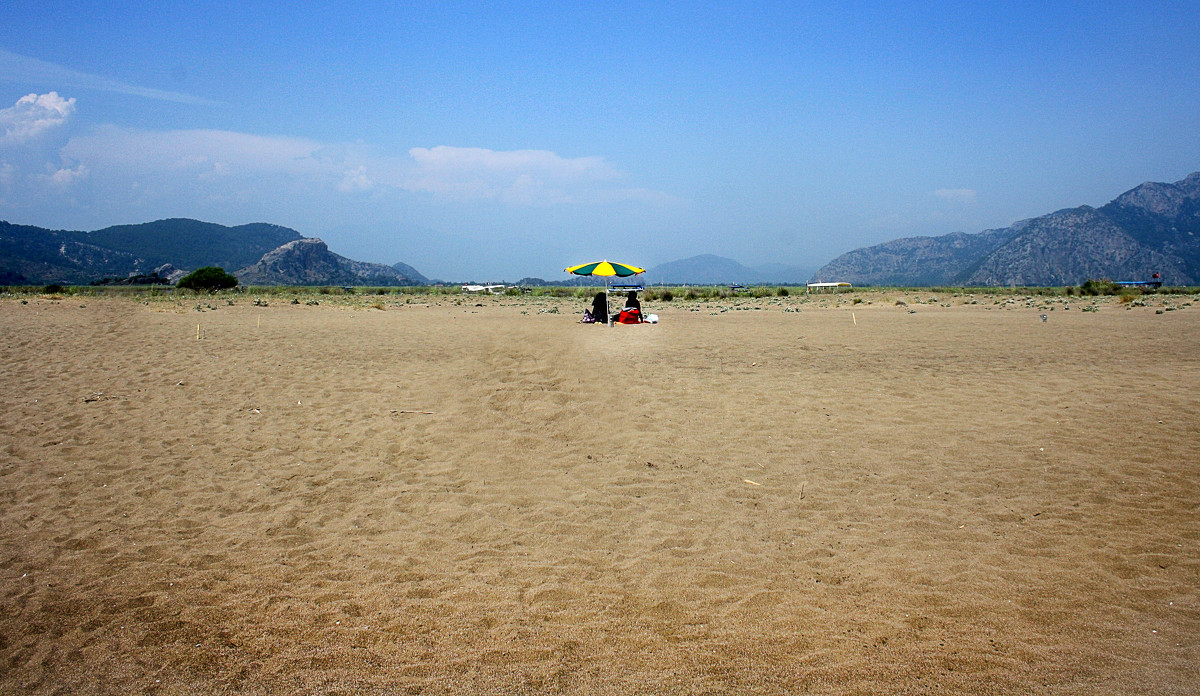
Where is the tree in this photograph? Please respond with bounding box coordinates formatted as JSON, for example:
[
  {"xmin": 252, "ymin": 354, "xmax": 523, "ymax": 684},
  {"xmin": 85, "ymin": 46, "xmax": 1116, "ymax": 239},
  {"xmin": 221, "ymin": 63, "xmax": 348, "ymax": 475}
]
[{"xmin": 177, "ymin": 266, "xmax": 239, "ymax": 291}]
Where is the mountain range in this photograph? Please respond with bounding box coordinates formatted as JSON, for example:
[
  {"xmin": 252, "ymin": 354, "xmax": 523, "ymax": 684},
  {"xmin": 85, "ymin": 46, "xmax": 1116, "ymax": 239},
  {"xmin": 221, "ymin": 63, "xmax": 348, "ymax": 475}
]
[
  {"xmin": 0, "ymin": 219, "xmax": 428, "ymax": 286},
  {"xmin": 813, "ymin": 171, "xmax": 1200, "ymax": 286},
  {"xmin": 3, "ymin": 170, "xmax": 1198, "ymax": 287}
]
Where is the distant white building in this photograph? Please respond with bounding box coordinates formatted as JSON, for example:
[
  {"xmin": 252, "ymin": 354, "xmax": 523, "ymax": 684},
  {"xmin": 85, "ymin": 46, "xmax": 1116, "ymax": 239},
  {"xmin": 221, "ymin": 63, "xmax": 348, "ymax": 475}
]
[
  {"xmin": 806, "ymin": 281, "xmax": 852, "ymax": 293},
  {"xmin": 461, "ymin": 284, "xmax": 506, "ymax": 294}
]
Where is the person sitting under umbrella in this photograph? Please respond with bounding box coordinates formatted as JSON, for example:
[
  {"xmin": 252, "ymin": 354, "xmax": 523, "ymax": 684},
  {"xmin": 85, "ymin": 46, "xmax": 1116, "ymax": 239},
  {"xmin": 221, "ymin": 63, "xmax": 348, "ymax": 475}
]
[
  {"xmin": 615, "ymin": 290, "xmax": 643, "ymax": 324},
  {"xmin": 587, "ymin": 291, "xmax": 607, "ymax": 324}
]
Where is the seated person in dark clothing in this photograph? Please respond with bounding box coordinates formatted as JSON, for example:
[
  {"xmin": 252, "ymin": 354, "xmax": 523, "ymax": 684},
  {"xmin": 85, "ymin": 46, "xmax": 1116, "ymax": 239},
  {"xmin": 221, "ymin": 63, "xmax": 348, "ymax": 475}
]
[
  {"xmin": 623, "ymin": 291, "xmax": 641, "ymax": 312},
  {"xmin": 589, "ymin": 291, "xmax": 607, "ymax": 324},
  {"xmin": 615, "ymin": 290, "xmax": 643, "ymax": 323}
]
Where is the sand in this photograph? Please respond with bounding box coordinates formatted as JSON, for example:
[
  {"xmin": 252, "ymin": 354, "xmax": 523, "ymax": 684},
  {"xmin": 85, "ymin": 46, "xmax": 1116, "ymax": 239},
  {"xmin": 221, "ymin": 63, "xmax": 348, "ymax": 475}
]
[{"xmin": 2, "ymin": 291, "xmax": 1198, "ymax": 695}]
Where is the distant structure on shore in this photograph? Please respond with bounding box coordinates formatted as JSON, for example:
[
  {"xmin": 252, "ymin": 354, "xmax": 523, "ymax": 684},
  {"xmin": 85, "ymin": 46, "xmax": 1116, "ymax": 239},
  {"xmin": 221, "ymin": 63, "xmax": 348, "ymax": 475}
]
[
  {"xmin": 1115, "ymin": 272, "xmax": 1163, "ymax": 289},
  {"xmin": 461, "ymin": 284, "xmax": 506, "ymax": 294},
  {"xmin": 806, "ymin": 282, "xmax": 853, "ymax": 293}
]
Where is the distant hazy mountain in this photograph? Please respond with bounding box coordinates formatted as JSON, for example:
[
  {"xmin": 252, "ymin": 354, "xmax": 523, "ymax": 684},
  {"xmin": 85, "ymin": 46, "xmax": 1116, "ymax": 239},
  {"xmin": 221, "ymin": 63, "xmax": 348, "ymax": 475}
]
[
  {"xmin": 644, "ymin": 255, "xmax": 755, "ymax": 285},
  {"xmin": 0, "ymin": 218, "xmax": 430, "ymax": 286},
  {"xmin": 391, "ymin": 261, "xmax": 430, "ymax": 285},
  {"xmin": 643, "ymin": 254, "xmax": 815, "ymax": 285},
  {"xmin": 813, "ymin": 172, "xmax": 1200, "ymax": 286},
  {"xmin": 235, "ymin": 238, "xmax": 427, "ymax": 286}
]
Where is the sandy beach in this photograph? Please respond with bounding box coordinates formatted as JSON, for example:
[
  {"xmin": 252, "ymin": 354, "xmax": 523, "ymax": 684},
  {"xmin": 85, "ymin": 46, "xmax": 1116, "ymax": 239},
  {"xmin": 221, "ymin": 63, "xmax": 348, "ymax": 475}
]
[{"xmin": 2, "ymin": 291, "xmax": 1198, "ymax": 695}]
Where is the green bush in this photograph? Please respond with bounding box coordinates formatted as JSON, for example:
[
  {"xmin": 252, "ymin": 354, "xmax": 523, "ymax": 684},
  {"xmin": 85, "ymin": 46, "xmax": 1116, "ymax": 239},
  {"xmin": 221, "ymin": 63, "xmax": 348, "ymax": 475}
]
[
  {"xmin": 1077, "ymin": 279, "xmax": 1123, "ymax": 296},
  {"xmin": 178, "ymin": 266, "xmax": 239, "ymax": 291}
]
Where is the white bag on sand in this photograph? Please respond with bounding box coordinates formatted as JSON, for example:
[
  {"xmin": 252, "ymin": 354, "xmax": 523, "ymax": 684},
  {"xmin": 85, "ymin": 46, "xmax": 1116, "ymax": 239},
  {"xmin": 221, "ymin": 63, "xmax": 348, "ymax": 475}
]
[{"xmin": 646, "ymin": 313, "xmax": 659, "ymax": 323}]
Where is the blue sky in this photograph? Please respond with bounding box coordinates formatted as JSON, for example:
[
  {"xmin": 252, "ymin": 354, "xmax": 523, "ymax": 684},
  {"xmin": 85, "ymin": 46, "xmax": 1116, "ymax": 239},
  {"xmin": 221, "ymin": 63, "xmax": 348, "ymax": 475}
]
[{"xmin": 2, "ymin": 1, "xmax": 1199, "ymax": 281}]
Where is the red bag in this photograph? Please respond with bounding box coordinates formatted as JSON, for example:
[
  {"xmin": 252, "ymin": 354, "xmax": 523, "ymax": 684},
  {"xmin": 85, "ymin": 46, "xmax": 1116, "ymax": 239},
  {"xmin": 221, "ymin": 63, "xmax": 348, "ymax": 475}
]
[{"xmin": 616, "ymin": 308, "xmax": 642, "ymax": 324}]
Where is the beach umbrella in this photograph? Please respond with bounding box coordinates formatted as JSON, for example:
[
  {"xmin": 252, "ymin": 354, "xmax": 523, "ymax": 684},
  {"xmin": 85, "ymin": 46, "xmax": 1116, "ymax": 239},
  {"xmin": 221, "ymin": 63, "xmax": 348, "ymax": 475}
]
[
  {"xmin": 564, "ymin": 260, "xmax": 646, "ymax": 278},
  {"xmin": 565, "ymin": 260, "xmax": 646, "ymax": 324}
]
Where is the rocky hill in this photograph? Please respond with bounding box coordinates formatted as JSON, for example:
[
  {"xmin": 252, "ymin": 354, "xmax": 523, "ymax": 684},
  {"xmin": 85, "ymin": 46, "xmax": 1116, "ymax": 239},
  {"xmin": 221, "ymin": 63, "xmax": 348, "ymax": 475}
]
[
  {"xmin": 810, "ymin": 227, "xmax": 1020, "ymax": 287},
  {"xmin": 0, "ymin": 218, "xmax": 429, "ymax": 286},
  {"xmin": 86, "ymin": 219, "xmax": 302, "ymax": 272},
  {"xmin": 0, "ymin": 221, "xmax": 143, "ymax": 285},
  {"xmin": 235, "ymin": 238, "xmax": 427, "ymax": 286},
  {"xmin": 813, "ymin": 172, "xmax": 1200, "ymax": 286}
]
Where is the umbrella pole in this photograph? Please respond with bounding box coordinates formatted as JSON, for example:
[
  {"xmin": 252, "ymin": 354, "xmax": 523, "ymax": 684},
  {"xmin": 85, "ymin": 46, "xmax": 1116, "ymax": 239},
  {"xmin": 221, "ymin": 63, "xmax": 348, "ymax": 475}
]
[{"xmin": 606, "ymin": 278, "xmax": 612, "ymax": 326}]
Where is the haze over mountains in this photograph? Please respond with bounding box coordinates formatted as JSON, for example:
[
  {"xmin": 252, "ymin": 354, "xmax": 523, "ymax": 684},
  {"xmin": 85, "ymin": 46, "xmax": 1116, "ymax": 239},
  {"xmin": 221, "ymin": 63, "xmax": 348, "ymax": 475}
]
[
  {"xmin": 0, "ymin": 217, "xmax": 816, "ymax": 287},
  {"xmin": 1, "ymin": 171, "xmax": 1198, "ymax": 286},
  {"xmin": 643, "ymin": 255, "xmax": 816, "ymax": 286},
  {"xmin": 813, "ymin": 171, "xmax": 1200, "ymax": 286}
]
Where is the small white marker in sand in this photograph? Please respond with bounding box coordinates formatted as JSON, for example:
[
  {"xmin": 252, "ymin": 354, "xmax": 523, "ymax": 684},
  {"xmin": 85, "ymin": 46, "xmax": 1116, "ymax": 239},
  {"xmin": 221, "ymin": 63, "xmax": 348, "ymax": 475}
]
[{"xmin": 744, "ymin": 479, "xmax": 761, "ymax": 486}]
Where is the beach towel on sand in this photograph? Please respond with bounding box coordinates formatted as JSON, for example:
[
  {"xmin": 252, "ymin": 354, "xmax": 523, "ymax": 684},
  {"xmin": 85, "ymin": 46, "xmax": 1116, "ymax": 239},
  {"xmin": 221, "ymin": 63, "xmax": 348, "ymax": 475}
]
[{"xmin": 616, "ymin": 308, "xmax": 642, "ymax": 324}]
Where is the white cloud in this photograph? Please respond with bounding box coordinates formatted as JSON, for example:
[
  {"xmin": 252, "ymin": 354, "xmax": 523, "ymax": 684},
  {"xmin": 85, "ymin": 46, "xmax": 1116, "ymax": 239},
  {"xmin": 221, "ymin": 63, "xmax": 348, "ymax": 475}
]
[
  {"xmin": 338, "ymin": 166, "xmax": 374, "ymax": 192},
  {"xmin": 932, "ymin": 188, "xmax": 977, "ymax": 203},
  {"xmin": 45, "ymin": 163, "xmax": 88, "ymax": 185},
  {"xmin": 61, "ymin": 127, "xmax": 325, "ymax": 178},
  {"xmin": 408, "ymin": 146, "xmax": 615, "ymax": 178},
  {"xmin": 9, "ymin": 117, "xmax": 667, "ymax": 207},
  {"xmin": 1, "ymin": 119, "xmax": 674, "ymax": 237},
  {"xmin": 0, "ymin": 49, "xmax": 220, "ymax": 106},
  {"xmin": 0, "ymin": 92, "xmax": 75, "ymax": 144},
  {"xmin": 404, "ymin": 145, "xmax": 632, "ymax": 204}
]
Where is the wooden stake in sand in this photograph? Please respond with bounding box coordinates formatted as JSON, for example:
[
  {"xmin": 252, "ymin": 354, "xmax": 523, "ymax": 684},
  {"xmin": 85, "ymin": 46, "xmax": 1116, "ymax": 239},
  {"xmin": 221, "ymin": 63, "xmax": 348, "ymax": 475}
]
[
  {"xmin": 852, "ymin": 312, "xmax": 857, "ymax": 326},
  {"xmin": 196, "ymin": 324, "xmax": 201, "ymax": 340}
]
